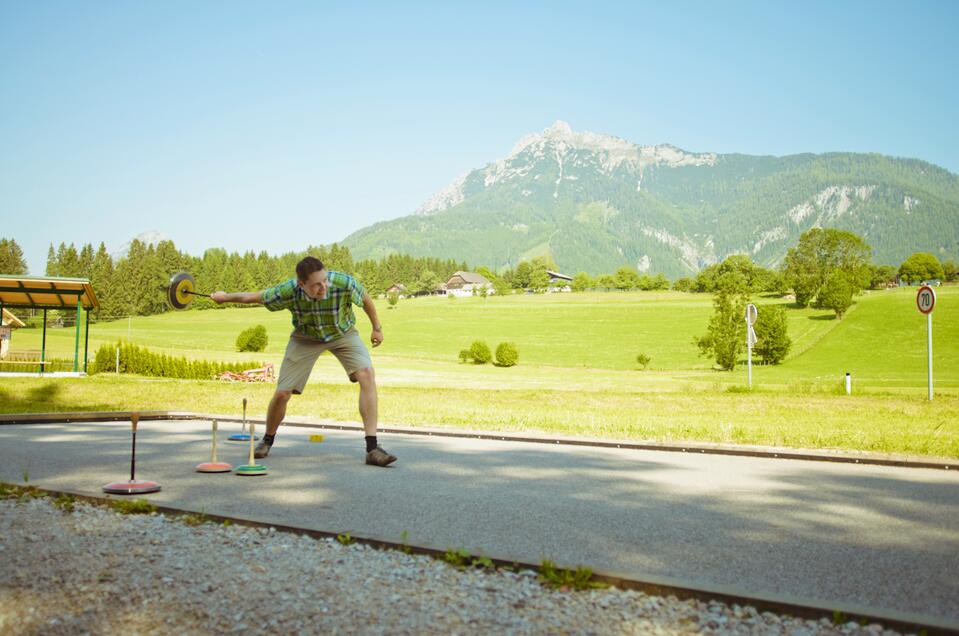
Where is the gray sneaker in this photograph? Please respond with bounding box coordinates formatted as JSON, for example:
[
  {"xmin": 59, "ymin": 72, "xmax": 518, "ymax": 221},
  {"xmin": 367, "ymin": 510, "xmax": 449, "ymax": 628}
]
[
  {"xmin": 254, "ymin": 440, "xmax": 272, "ymax": 459},
  {"xmin": 365, "ymin": 446, "xmax": 397, "ymax": 467}
]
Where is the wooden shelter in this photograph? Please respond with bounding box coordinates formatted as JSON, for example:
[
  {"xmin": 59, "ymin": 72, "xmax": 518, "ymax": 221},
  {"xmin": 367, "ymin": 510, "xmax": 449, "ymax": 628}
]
[{"xmin": 0, "ymin": 275, "xmax": 99, "ymax": 373}]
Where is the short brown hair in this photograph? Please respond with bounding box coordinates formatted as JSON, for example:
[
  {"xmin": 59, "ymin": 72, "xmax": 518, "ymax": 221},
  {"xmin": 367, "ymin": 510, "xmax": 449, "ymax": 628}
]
[{"xmin": 296, "ymin": 256, "xmax": 326, "ymax": 282}]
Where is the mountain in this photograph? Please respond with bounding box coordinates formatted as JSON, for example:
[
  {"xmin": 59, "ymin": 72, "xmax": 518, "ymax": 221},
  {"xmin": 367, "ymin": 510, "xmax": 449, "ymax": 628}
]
[
  {"xmin": 112, "ymin": 231, "xmax": 168, "ymax": 261},
  {"xmin": 342, "ymin": 121, "xmax": 959, "ymax": 277}
]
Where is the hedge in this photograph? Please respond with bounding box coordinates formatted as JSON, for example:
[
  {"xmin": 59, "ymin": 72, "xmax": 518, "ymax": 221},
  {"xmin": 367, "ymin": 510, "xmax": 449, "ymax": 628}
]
[{"xmin": 91, "ymin": 342, "xmax": 266, "ymax": 380}]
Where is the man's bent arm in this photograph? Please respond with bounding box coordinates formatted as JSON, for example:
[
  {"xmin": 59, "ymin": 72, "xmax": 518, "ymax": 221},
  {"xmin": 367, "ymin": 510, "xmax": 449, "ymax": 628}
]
[
  {"xmin": 362, "ymin": 293, "xmax": 382, "ymax": 330},
  {"xmin": 362, "ymin": 293, "xmax": 383, "ymax": 347}
]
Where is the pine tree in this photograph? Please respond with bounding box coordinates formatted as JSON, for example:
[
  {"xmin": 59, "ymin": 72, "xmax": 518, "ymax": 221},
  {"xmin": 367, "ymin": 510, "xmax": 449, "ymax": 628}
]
[
  {"xmin": 79, "ymin": 244, "xmax": 94, "ymax": 277},
  {"xmin": 90, "ymin": 243, "xmax": 114, "ymax": 318},
  {"xmin": 0, "ymin": 238, "xmax": 28, "ymax": 275},
  {"xmin": 46, "ymin": 245, "xmax": 57, "ymax": 276}
]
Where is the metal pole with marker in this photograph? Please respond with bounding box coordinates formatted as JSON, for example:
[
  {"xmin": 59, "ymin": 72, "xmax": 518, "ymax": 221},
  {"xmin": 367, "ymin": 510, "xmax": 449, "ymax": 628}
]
[
  {"xmin": 916, "ymin": 285, "xmax": 936, "ymax": 401},
  {"xmin": 102, "ymin": 413, "xmax": 161, "ymax": 494},
  {"xmin": 745, "ymin": 303, "xmax": 758, "ymax": 388}
]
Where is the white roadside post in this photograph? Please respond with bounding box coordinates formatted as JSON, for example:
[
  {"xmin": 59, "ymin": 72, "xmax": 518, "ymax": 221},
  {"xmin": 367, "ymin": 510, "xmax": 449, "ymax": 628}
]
[
  {"xmin": 745, "ymin": 303, "xmax": 758, "ymax": 388},
  {"xmin": 916, "ymin": 285, "xmax": 936, "ymax": 401}
]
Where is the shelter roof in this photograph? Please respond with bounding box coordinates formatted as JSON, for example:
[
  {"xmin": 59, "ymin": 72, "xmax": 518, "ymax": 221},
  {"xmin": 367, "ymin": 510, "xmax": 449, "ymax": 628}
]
[{"xmin": 0, "ymin": 275, "xmax": 100, "ymax": 310}]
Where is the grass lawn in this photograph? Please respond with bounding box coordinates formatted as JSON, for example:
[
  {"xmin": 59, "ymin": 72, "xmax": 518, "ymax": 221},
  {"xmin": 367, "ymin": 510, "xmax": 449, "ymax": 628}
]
[
  {"xmin": 0, "ymin": 374, "xmax": 956, "ymax": 459},
  {"xmin": 2, "ymin": 286, "xmax": 957, "ymax": 458}
]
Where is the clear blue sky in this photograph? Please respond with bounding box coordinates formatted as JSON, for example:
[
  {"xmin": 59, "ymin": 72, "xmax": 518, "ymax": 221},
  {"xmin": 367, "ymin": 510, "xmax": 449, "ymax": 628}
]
[{"xmin": 2, "ymin": 1, "xmax": 956, "ymax": 275}]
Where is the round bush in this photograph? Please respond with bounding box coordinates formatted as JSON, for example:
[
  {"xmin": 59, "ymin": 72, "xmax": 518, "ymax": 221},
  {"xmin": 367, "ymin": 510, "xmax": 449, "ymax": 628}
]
[
  {"xmin": 636, "ymin": 353, "xmax": 651, "ymax": 369},
  {"xmin": 495, "ymin": 342, "xmax": 519, "ymax": 367},
  {"xmin": 236, "ymin": 325, "xmax": 269, "ymax": 352},
  {"xmin": 469, "ymin": 340, "xmax": 492, "ymax": 364}
]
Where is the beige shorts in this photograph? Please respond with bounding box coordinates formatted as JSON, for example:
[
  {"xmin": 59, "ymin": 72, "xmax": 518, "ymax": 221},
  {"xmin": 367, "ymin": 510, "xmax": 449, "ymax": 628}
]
[{"xmin": 276, "ymin": 328, "xmax": 373, "ymax": 394}]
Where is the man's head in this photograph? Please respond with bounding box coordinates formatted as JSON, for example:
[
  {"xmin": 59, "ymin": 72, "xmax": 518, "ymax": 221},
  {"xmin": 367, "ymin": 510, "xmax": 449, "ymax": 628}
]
[{"xmin": 296, "ymin": 256, "xmax": 329, "ymax": 300}]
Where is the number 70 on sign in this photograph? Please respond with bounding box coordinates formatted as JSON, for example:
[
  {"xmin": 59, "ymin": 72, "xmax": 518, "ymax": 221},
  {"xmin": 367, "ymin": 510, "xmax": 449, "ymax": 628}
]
[{"xmin": 916, "ymin": 286, "xmax": 936, "ymax": 314}]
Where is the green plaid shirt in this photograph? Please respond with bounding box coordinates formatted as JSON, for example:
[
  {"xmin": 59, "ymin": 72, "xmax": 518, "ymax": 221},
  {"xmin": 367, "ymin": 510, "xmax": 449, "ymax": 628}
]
[{"xmin": 262, "ymin": 271, "xmax": 366, "ymax": 342}]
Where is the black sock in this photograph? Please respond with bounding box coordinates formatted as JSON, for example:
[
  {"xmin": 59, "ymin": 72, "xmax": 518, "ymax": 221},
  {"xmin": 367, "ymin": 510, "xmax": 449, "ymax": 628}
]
[
  {"xmin": 365, "ymin": 436, "xmax": 377, "ymax": 452},
  {"xmin": 263, "ymin": 434, "xmax": 275, "ymax": 445}
]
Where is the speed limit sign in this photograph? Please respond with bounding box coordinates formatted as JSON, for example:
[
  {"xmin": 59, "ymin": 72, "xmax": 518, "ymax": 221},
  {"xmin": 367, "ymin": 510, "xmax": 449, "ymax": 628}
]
[{"xmin": 916, "ymin": 285, "xmax": 936, "ymax": 314}]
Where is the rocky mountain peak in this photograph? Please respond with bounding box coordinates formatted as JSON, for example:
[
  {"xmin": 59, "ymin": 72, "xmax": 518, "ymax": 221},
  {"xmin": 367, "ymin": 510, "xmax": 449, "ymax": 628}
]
[
  {"xmin": 416, "ymin": 122, "xmax": 719, "ymax": 215},
  {"xmin": 507, "ymin": 120, "xmax": 632, "ymax": 160},
  {"xmin": 112, "ymin": 230, "xmax": 168, "ymax": 260}
]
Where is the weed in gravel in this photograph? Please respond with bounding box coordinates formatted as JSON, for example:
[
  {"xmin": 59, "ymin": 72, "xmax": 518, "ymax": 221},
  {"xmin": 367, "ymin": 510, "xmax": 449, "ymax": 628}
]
[
  {"xmin": 110, "ymin": 499, "xmax": 156, "ymax": 515},
  {"xmin": 52, "ymin": 494, "xmax": 76, "ymax": 513},
  {"xmin": 442, "ymin": 547, "xmax": 471, "ymax": 568},
  {"xmin": 336, "ymin": 532, "xmax": 354, "ymax": 546},
  {"xmin": 0, "ymin": 483, "xmax": 41, "ymax": 500},
  {"xmin": 181, "ymin": 513, "xmax": 209, "ymax": 526},
  {"xmin": 398, "ymin": 530, "xmax": 413, "ymax": 554},
  {"xmin": 538, "ymin": 559, "xmax": 608, "ymax": 590},
  {"xmin": 17, "ymin": 487, "xmax": 46, "ymax": 502}
]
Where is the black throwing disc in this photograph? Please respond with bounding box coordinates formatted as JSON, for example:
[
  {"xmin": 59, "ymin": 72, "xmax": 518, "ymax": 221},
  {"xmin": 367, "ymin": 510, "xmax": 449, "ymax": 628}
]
[{"xmin": 168, "ymin": 272, "xmax": 196, "ymax": 309}]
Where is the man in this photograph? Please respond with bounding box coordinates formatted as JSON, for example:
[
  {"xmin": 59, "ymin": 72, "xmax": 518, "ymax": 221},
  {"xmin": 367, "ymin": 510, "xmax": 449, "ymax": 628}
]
[{"xmin": 211, "ymin": 256, "xmax": 396, "ymax": 467}]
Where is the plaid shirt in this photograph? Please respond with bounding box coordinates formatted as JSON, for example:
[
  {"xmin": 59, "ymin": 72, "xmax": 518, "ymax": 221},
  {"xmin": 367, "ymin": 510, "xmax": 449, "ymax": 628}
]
[{"xmin": 262, "ymin": 271, "xmax": 367, "ymax": 342}]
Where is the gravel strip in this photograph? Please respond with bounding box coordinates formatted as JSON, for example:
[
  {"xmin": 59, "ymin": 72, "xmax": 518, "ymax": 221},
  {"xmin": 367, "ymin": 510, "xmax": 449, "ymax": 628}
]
[{"xmin": 0, "ymin": 496, "xmax": 908, "ymax": 635}]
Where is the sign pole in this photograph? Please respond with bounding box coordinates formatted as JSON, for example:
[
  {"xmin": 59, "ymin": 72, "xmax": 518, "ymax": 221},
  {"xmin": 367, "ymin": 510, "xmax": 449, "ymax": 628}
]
[
  {"xmin": 927, "ymin": 311, "xmax": 933, "ymax": 401},
  {"xmin": 745, "ymin": 304, "xmax": 758, "ymax": 389},
  {"xmin": 916, "ymin": 285, "xmax": 936, "ymax": 401}
]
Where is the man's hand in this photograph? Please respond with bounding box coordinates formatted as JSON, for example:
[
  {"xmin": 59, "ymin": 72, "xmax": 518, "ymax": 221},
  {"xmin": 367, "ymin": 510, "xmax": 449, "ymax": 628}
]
[
  {"xmin": 211, "ymin": 291, "xmax": 228, "ymax": 305},
  {"xmin": 371, "ymin": 327, "xmax": 383, "ymax": 348}
]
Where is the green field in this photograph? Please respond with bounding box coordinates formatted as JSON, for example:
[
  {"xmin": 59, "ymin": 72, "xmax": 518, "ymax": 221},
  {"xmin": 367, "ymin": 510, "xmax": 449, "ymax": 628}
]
[
  {"xmin": 3, "ymin": 286, "xmax": 957, "ymax": 458},
  {"xmin": 10, "ymin": 286, "xmax": 958, "ymax": 386}
]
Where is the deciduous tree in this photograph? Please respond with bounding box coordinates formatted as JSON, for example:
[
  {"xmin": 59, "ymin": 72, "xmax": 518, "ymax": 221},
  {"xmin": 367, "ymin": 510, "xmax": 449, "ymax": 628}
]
[
  {"xmin": 783, "ymin": 228, "xmax": 872, "ymax": 307},
  {"xmin": 818, "ymin": 270, "xmax": 855, "ymax": 319},
  {"xmin": 695, "ymin": 273, "xmax": 750, "ymax": 370},
  {"xmin": 898, "ymin": 252, "xmax": 944, "ymax": 283},
  {"xmin": 753, "ymin": 305, "xmax": 791, "ymax": 364}
]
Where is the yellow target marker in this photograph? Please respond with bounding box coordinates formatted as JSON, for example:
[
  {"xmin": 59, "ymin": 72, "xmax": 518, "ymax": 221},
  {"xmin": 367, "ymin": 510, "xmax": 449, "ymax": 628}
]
[{"xmin": 167, "ymin": 272, "xmax": 211, "ymax": 310}]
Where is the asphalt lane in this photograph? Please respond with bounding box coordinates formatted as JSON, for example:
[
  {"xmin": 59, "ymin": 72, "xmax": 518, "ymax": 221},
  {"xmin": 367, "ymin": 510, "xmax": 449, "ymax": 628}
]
[{"xmin": 1, "ymin": 419, "xmax": 958, "ymax": 625}]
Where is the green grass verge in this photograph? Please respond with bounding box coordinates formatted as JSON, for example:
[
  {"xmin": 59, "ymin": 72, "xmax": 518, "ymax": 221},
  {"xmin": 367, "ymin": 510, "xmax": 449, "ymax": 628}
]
[{"xmin": 0, "ymin": 374, "xmax": 956, "ymax": 458}]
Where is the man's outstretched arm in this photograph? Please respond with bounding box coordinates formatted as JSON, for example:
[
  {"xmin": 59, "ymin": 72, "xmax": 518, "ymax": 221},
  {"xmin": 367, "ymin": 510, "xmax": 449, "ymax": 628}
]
[{"xmin": 211, "ymin": 291, "xmax": 265, "ymax": 305}]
